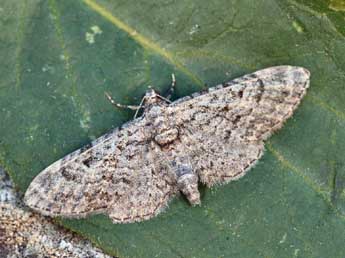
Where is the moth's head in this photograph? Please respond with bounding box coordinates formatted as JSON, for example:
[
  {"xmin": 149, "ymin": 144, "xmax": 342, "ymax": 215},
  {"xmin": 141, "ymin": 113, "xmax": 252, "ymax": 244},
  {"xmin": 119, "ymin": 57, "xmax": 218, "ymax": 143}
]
[{"xmin": 144, "ymin": 86, "xmax": 161, "ymax": 105}]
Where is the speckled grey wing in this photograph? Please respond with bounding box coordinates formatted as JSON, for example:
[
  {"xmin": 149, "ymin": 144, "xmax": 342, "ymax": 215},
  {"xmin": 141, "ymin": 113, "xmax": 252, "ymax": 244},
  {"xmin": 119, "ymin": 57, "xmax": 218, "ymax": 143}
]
[
  {"xmin": 166, "ymin": 66, "xmax": 310, "ymax": 186},
  {"xmin": 24, "ymin": 119, "xmax": 177, "ymax": 223}
]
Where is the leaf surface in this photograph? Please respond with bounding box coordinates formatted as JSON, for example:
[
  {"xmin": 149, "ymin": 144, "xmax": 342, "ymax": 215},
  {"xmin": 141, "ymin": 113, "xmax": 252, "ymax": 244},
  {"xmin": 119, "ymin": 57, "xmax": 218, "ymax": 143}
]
[{"xmin": 1, "ymin": 0, "xmax": 345, "ymax": 257}]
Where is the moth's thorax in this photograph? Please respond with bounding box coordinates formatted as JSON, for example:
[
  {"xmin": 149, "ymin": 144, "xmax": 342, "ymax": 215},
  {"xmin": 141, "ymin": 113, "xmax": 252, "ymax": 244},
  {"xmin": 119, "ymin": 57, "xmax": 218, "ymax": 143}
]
[
  {"xmin": 145, "ymin": 105, "xmax": 164, "ymax": 119},
  {"xmin": 144, "ymin": 105, "xmax": 179, "ymax": 147},
  {"xmin": 143, "ymin": 96, "xmax": 168, "ymax": 122},
  {"xmin": 143, "ymin": 89, "xmax": 161, "ymax": 105}
]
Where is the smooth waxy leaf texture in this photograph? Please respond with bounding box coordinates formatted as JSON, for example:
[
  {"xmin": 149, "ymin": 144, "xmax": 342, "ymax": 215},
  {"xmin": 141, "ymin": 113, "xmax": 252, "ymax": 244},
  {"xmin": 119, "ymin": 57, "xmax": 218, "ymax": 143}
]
[{"xmin": 1, "ymin": 0, "xmax": 345, "ymax": 257}]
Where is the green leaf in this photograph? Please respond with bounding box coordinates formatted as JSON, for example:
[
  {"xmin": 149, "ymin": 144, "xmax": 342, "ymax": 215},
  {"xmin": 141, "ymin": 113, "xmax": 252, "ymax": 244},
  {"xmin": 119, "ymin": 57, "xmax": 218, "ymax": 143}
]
[{"xmin": 1, "ymin": 0, "xmax": 345, "ymax": 257}]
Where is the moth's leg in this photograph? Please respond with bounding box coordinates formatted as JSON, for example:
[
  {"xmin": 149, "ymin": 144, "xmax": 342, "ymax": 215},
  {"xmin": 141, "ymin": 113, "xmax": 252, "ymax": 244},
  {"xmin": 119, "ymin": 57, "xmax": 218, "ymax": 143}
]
[
  {"xmin": 133, "ymin": 95, "xmax": 147, "ymax": 118},
  {"xmin": 166, "ymin": 73, "xmax": 176, "ymax": 100},
  {"xmin": 105, "ymin": 92, "xmax": 140, "ymax": 111},
  {"xmin": 156, "ymin": 94, "xmax": 172, "ymax": 103},
  {"xmin": 177, "ymin": 169, "xmax": 200, "ymax": 206}
]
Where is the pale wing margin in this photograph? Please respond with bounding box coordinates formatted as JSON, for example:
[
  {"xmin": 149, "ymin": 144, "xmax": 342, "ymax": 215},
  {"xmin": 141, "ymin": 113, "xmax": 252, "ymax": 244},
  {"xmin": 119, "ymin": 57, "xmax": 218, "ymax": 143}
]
[{"xmin": 166, "ymin": 66, "xmax": 310, "ymax": 186}]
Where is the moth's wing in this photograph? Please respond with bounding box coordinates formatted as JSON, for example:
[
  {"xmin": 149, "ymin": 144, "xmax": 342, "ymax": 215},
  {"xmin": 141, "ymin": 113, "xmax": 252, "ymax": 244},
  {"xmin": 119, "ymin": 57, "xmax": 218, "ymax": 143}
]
[
  {"xmin": 167, "ymin": 66, "xmax": 310, "ymax": 186},
  {"xmin": 24, "ymin": 119, "xmax": 178, "ymax": 223},
  {"xmin": 108, "ymin": 145, "xmax": 178, "ymax": 223}
]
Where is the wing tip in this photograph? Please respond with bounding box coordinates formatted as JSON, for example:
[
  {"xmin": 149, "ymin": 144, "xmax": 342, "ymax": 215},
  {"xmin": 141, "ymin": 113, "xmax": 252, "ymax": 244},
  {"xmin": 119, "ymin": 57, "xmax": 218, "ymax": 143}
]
[{"xmin": 254, "ymin": 65, "xmax": 310, "ymax": 95}]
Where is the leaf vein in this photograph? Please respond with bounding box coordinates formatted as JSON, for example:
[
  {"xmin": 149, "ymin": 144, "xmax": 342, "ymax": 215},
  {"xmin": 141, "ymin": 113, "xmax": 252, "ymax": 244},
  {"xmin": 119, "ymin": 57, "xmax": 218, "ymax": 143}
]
[
  {"xmin": 82, "ymin": 0, "xmax": 204, "ymax": 88},
  {"xmin": 267, "ymin": 143, "xmax": 345, "ymax": 221}
]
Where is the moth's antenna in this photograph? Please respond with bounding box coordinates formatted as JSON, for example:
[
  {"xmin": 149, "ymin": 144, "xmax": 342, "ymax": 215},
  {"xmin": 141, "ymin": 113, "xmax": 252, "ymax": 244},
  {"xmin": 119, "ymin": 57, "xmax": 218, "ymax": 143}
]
[
  {"xmin": 166, "ymin": 73, "xmax": 176, "ymax": 100},
  {"xmin": 105, "ymin": 92, "xmax": 140, "ymax": 111}
]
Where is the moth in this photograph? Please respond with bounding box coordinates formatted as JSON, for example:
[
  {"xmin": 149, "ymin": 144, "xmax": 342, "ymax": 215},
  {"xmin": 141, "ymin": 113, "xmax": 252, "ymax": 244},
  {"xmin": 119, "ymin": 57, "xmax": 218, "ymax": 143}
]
[{"xmin": 24, "ymin": 66, "xmax": 310, "ymax": 223}]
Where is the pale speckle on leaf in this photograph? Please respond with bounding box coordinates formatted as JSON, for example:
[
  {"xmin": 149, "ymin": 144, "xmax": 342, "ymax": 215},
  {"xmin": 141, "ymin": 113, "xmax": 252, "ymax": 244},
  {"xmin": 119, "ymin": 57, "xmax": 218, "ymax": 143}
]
[
  {"xmin": 90, "ymin": 25, "xmax": 103, "ymax": 35},
  {"xmin": 189, "ymin": 24, "xmax": 200, "ymax": 35},
  {"xmin": 294, "ymin": 248, "xmax": 300, "ymax": 257},
  {"xmin": 292, "ymin": 21, "xmax": 304, "ymax": 33},
  {"xmin": 79, "ymin": 109, "xmax": 91, "ymax": 131},
  {"xmin": 85, "ymin": 32, "xmax": 95, "ymax": 44},
  {"xmin": 85, "ymin": 25, "xmax": 103, "ymax": 44},
  {"xmin": 42, "ymin": 64, "xmax": 55, "ymax": 73},
  {"xmin": 279, "ymin": 233, "xmax": 287, "ymax": 244}
]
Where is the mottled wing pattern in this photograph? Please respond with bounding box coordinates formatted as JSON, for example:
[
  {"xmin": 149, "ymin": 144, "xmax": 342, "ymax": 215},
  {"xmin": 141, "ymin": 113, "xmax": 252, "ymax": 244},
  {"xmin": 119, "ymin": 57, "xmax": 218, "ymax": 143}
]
[
  {"xmin": 24, "ymin": 118, "xmax": 177, "ymax": 223},
  {"xmin": 108, "ymin": 142, "xmax": 178, "ymax": 223},
  {"xmin": 166, "ymin": 66, "xmax": 310, "ymax": 186}
]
